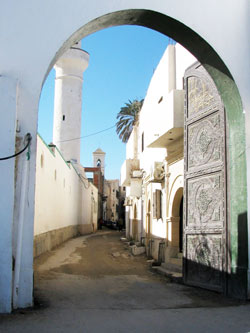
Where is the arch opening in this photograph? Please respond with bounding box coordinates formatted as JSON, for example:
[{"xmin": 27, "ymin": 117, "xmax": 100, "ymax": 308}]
[
  {"xmin": 171, "ymin": 187, "xmax": 183, "ymax": 255},
  {"xmin": 14, "ymin": 7, "xmax": 248, "ymax": 313},
  {"xmin": 45, "ymin": 13, "xmax": 247, "ymax": 275}
]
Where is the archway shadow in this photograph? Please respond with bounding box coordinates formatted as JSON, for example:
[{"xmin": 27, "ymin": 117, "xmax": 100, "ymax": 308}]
[{"xmin": 183, "ymin": 212, "xmax": 248, "ymax": 299}]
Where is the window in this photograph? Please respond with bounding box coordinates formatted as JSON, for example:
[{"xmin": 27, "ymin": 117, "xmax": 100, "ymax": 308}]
[
  {"xmin": 153, "ymin": 189, "xmax": 162, "ymax": 219},
  {"xmin": 142, "ymin": 132, "xmax": 144, "ymax": 152},
  {"xmin": 158, "ymin": 96, "xmax": 163, "ymax": 104},
  {"xmin": 62, "ymin": 115, "xmax": 65, "ymax": 121},
  {"xmin": 40, "ymin": 154, "xmax": 44, "ymax": 168}
]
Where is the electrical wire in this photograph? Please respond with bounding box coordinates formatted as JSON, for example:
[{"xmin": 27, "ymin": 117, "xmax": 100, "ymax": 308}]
[
  {"xmin": 0, "ymin": 133, "xmax": 32, "ymax": 161},
  {"xmin": 56, "ymin": 124, "xmax": 116, "ymax": 143}
]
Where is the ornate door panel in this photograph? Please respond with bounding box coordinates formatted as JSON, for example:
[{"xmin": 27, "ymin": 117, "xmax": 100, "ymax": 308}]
[{"xmin": 183, "ymin": 63, "xmax": 227, "ymax": 292}]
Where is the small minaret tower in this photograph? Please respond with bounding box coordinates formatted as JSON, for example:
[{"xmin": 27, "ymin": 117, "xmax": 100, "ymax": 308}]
[
  {"xmin": 53, "ymin": 41, "xmax": 89, "ymax": 163},
  {"xmin": 93, "ymin": 148, "xmax": 106, "ymax": 176}
]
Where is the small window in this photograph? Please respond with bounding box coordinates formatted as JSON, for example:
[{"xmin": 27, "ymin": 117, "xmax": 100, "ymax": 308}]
[
  {"xmin": 142, "ymin": 132, "xmax": 144, "ymax": 152},
  {"xmin": 40, "ymin": 154, "xmax": 44, "ymax": 168},
  {"xmin": 62, "ymin": 115, "xmax": 65, "ymax": 121},
  {"xmin": 158, "ymin": 96, "xmax": 163, "ymax": 104}
]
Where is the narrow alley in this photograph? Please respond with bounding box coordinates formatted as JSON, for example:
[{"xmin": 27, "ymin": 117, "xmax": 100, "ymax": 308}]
[{"xmin": 1, "ymin": 229, "xmax": 250, "ymax": 332}]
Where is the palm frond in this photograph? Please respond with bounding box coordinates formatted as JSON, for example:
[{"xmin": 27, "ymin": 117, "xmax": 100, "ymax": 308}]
[{"xmin": 116, "ymin": 99, "xmax": 144, "ymax": 143}]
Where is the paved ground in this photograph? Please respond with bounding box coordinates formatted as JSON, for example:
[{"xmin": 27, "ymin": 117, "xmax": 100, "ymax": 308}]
[{"xmin": 1, "ymin": 229, "xmax": 250, "ymax": 332}]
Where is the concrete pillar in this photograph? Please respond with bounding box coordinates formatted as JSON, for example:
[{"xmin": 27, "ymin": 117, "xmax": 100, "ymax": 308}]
[
  {"xmin": 0, "ymin": 76, "xmax": 17, "ymax": 313},
  {"xmin": 53, "ymin": 42, "xmax": 89, "ymax": 163}
]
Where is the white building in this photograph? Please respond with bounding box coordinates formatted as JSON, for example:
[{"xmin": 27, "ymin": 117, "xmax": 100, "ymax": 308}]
[
  {"xmin": 121, "ymin": 43, "xmax": 196, "ymax": 268},
  {"xmin": 104, "ymin": 179, "xmax": 120, "ymax": 222}
]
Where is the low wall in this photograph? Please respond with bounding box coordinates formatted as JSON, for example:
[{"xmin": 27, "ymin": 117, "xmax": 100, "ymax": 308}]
[
  {"xmin": 33, "ymin": 223, "xmax": 94, "ymax": 257},
  {"xmin": 34, "ymin": 225, "xmax": 78, "ymax": 257}
]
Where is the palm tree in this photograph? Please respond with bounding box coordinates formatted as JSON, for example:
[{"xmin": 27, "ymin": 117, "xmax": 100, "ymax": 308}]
[{"xmin": 116, "ymin": 99, "xmax": 144, "ymax": 143}]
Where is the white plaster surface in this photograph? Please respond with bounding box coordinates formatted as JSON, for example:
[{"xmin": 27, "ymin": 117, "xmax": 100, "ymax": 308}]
[
  {"xmin": 168, "ymin": 160, "xmax": 184, "ymax": 217},
  {"xmin": 34, "ymin": 135, "xmax": 98, "ymax": 236},
  {"xmin": 0, "ymin": 77, "xmax": 17, "ymax": 313},
  {"xmin": 0, "ymin": 0, "xmax": 249, "ymax": 311}
]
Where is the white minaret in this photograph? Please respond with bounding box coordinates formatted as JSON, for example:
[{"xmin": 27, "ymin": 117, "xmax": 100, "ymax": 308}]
[
  {"xmin": 53, "ymin": 42, "xmax": 89, "ymax": 163},
  {"xmin": 167, "ymin": 44, "xmax": 176, "ymax": 93},
  {"xmin": 93, "ymin": 148, "xmax": 106, "ymax": 176}
]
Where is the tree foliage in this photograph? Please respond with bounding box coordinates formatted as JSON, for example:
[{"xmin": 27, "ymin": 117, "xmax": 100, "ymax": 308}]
[{"xmin": 116, "ymin": 99, "xmax": 144, "ymax": 143}]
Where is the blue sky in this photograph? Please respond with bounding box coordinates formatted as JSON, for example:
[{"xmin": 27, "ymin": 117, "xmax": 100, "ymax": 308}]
[{"xmin": 38, "ymin": 25, "xmax": 169, "ymax": 180}]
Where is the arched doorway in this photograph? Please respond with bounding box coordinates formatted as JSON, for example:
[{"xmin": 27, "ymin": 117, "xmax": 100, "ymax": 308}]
[
  {"xmin": 171, "ymin": 187, "xmax": 183, "ymax": 258},
  {"xmin": 1, "ymin": 4, "xmax": 248, "ymax": 312}
]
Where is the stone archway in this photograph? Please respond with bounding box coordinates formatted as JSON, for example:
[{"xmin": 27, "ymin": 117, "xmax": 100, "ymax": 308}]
[
  {"xmin": 43, "ymin": 11, "xmax": 247, "ymax": 301},
  {"xmin": 0, "ymin": 3, "xmax": 248, "ymax": 312}
]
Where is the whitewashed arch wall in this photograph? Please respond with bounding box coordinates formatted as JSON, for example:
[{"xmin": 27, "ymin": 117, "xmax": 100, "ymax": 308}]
[
  {"xmin": 168, "ymin": 175, "xmax": 184, "ymax": 218},
  {"xmin": 0, "ymin": 0, "xmax": 249, "ymax": 311}
]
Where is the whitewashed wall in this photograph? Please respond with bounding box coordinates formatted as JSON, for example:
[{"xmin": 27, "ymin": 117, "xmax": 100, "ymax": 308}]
[{"xmin": 34, "ymin": 135, "xmax": 98, "ymax": 239}]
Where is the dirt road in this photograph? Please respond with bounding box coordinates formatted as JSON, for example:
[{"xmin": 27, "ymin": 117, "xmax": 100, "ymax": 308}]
[{"xmin": 1, "ymin": 230, "xmax": 250, "ymax": 332}]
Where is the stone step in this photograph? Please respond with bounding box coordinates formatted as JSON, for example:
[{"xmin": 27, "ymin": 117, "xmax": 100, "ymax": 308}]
[
  {"xmin": 161, "ymin": 260, "xmax": 182, "ymax": 273},
  {"xmin": 169, "ymin": 257, "xmax": 182, "ymax": 266},
  {"xmin": 150, "ymin": 266, "xmax": 183, "ymax": 283},
  {"xmin": 130, "ymin": 245, "xmax": 145, "ymax": 256},
  {"xmin": 177, "ymin": 252, "xmax": 183, "ymax": 259}
]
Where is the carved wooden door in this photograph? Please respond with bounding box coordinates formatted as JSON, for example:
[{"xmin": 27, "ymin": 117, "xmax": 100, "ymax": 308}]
[{"xmin": 183, "ymin": 63, "xmax": 227, "ymax": 292}]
